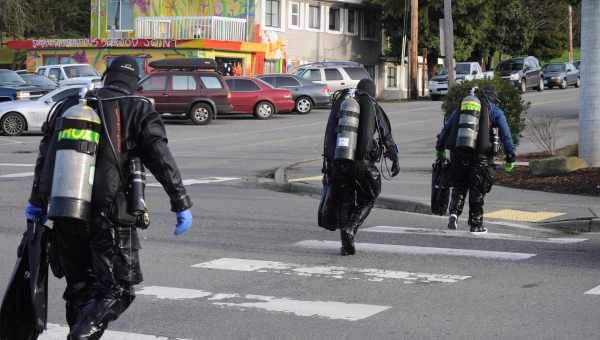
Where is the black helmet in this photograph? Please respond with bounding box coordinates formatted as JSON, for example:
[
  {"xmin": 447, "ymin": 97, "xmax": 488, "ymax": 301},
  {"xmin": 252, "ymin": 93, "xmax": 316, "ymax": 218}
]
[
  {"xmin": 103, "ymin": 55, "xmax": 140, "ymax": 93},
  {"xmin": 357, "ymin": 78, "xmax": 375, "ymax": 97}
]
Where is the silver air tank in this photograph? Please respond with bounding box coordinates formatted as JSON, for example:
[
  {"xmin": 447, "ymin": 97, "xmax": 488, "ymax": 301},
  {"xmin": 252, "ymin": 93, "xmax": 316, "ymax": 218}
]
[
  {"xmin": 334, "ymin": 90, "xmax": 361, "ymax": 161},
  {"xmin": 455, "ymin": 94, "xmax": 482, "ymax": 150},
  {"xmin": 48, "ymin": 103, "xmax": 101, "ymax": 222}
]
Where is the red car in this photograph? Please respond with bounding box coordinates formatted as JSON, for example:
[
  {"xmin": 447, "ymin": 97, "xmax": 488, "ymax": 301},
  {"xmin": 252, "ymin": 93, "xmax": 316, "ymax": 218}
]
[{"xmin": 224, "ymin": 77, "xmax": 294, "ymax": 119}]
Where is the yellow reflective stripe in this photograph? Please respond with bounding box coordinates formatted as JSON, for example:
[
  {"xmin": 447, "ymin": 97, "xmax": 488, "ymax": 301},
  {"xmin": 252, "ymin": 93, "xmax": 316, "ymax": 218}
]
[
  {"xmin": 58, "ymin": 129, "xmax": 100, "ymax": 143},
  {"xmin": 461, "ymin": 101, "xmax": 481, "ymax": 112}
]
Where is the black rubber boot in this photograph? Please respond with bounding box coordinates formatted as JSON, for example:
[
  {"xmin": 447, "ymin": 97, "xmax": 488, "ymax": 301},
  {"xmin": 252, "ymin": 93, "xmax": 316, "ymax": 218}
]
[
  {"xmin": 68, "ymin": 297, "xmax": 116, "ymax": 340},
  {"xmin": 340, "ymin": 229, "xmax": 356, "ymax": 256}
]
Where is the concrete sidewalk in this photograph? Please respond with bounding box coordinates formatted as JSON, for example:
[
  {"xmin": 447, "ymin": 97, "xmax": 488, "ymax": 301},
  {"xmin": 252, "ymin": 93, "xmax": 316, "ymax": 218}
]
[{"xmin": 267, "ymin": 159, "xmax": 600, "ymax": 233}]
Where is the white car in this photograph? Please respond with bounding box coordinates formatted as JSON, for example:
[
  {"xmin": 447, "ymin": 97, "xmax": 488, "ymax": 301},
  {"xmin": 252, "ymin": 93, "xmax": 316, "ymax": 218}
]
[
  {"xmin": 0, "ymin": 85, "xmax": 86, "ymax": 136},
  {"xmin": 36, "ymin": 64, "xmax": 102, "ymax": 88},
  {"xmin": 429, "ymin": 62, "xmax": 494, "ymax": 100}
]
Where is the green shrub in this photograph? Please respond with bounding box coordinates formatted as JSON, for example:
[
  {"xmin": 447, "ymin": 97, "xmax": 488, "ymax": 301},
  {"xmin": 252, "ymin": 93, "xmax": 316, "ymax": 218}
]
[{"xmin": 441, "ymin": 78, "xmax": 530, "ymax": 146}]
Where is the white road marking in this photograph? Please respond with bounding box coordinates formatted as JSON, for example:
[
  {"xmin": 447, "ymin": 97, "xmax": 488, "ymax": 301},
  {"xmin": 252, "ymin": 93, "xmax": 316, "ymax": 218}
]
[
  {"xmin": 364, "ymin": 226, "xmax": 587, "ymax": 244},
  {"xmin": 0, "ymin": 171, "xmax": 34, "ymax": 178},
  {"xmin": 147, "ymin": 177, "xmax": 240, "ymax": 187},
  {"xmin": 138, "ymin": 286, "xmax": 390, "ymax": 321},
  {"xmin": 0, "ymin": 163, "xmax": 34, "ymax": 167},
  {"xmin": 40, "ymin": 323, "xmax": 191, "ymax": 340},
  {"xmin": 193, "ymin": 257, "xmax": 470, "ymax": 284},
  {"xmin": 295, "ymin": 240, "xmax": 536, "ymax": 261},
  {"xmin": 584, "ymin": 285, "xmax": 600, "ymax": 295}
]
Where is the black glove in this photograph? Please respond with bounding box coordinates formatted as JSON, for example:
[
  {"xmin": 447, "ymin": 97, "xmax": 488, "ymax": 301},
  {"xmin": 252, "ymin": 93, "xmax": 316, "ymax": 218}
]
[{"xmin": 391, "ymin": 160, "xmax": 400, "ymax": 177}]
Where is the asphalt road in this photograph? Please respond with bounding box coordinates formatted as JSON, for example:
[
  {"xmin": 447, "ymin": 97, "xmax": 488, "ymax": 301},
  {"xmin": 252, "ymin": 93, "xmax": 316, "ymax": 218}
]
[{"xmin": 0, "ymin": 86, "xmax": 596, "ymax": 340}]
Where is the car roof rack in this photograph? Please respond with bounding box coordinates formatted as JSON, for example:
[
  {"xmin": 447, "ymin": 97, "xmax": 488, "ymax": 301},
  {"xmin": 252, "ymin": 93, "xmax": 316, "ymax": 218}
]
[
  {"xmin": 296, "ymin": 61, "xmax": 362, "ymax": 68},
  {"xmin": 149, "ymin": 58, "xmax": 217, "ymax": 71}
]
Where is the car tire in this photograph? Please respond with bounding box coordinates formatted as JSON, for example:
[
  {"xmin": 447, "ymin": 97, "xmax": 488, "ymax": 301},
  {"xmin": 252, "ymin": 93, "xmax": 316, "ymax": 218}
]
[
  {"xmin": 537, "ymin": 77, "xmax": 544, "ymax": 92},
  {"xmin": 295, "ymin": 97, "xmax": 313, "ymax": 114},
  {"xmin": 0, "ymin": 112, "xmax": 26, "ymax": 136},
  {"xmin": 189, "ymin": 103, "xmax": 213, "ymax": 125},
  {"xmin": 254, "ymin": 101, "xmax": 275, "ymax": 119},
  {"xmin": 561, "ymin": 78, "xmax": 568, "ymax": 89},
  {"xmin": 575, "ymin": 78, "xmax": 581, "ymax": 88},
  {"xmin": 520, "ymin": 79, "xmax": 527, "ymax": 93}
]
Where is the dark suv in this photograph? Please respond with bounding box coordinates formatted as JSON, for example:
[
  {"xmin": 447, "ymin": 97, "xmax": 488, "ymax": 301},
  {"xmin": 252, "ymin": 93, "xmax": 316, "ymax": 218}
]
[
  {"xmin": 137, "ymin": 60, "xmax": 232, "ymax": 125},
  {"xmin": 496, "ymin": 56, "xmax": 544, "ymax": 93},
  {"xmin": 0, "ymin": 69, "xmax": 45, "ymax": 102}
]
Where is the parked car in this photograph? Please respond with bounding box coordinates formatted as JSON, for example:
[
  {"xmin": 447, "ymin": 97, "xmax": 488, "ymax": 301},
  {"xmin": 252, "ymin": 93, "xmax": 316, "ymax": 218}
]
[
  {"xmin": 224, "ymin": 77, "xmax": 294, "ymax": 119},
  {"xmin": 292, "ymin": 61, "xmax": 371, "ymax": 93},
  {"xmin": 137, "ymin": 59, "xmax": 232, "ymax": 125},
  {"xmin": 0, "ymin": 69, "xmax": 45, "ymax": 102},
  {"xmin": 20, "ymin": 73, "xmax": 58, "ymax": 93},
  {"xmin": 36, "ymin": 64, "xmax": 102, "ymax": 88},
  {"xmin": 0, "ymin": 85, "xmax": 85, "ymax": 136},
  {"xmin": 543, "ymin": 63, "xmax": 580, "ymax": 89},
  {"xmin": 256, "ymin": 74, "xmax": 330, "ymax": 114},
  {"xmin": 496, "ymin": 56, "xmax": 544, "ymax": 93},
  {"xmin": 429, "ymin": 62, "xmax": 494, "ymax": 100}
]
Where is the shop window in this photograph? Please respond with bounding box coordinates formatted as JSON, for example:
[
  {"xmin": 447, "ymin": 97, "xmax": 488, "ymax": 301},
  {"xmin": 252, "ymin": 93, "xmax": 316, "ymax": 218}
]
[
  {"xmin": 107, "ymin": 0, "xmax": 134, "ymax": 31},
  {"xmin": 347, "ymin": 8, "xmax": 357, "ymax": 35},
  {"xmin": 308, "ymin": 5, "xmax": 321, "ymax": 30},
  {"xmin": 44, "ymin": 56, "xmax": 57, "ymax": 65},
  {"xmin": 289, "ymin": 2, "xmax": 301, "ymax": 29},
  {"xmin": 264, "ymin": 60, "xmax": 281, "ymax": 74},
  {"xmin": 43, "ymin": 55, "xmax": 71, "ymax": 65},
  {"xmin": 59, "ymin": 56, "xmax": 71, "ymax": 64},
  {"xmin": 265, "ymin": 0, "xmax": 281, "ymax": 28},
  {"xmin": 386, "ymin": 65, "xmax": 397, "ymax": 88},
  {"xmin": 328, "ymin": 8, "xmax": 341, "ymax": 32}
]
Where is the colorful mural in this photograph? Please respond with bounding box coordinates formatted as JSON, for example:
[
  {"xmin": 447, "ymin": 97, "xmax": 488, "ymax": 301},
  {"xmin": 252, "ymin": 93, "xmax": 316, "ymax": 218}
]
[{"xmin": 91, "ymin": 0, "xmax": 256, "ymax": 39}]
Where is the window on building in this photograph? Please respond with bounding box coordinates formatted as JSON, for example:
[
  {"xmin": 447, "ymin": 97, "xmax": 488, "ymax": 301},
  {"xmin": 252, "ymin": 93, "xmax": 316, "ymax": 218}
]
[
  {"xmin": 289, "ymin": 2, "xmax": 301, "ymax": 28},
  {"xmin": 362, "ymin": 10, "xmax": 377, "ymax": 39},
  {"xmin": 347, "ymin": 8, "xmax": 357, "ymax": 34},
  {"xmin": 107, "ymin": 0, "xmax": 134, "ymax": 31},
  {"xmin": 301, "ymin": 69, "xmax": 322, "ymax": 82},
  {"xmin": 308, "ymin": 5, "xmax": 321, "ymax": 29},
  {"xmin": 325, "ymin": 68, "xmax": 343, "ymax": 81},
  {"xmin": 172, "ymin": 75, "xmax": 197, "ymax": 91},
  {"xmin": 200, "ymin": 76, "xmax": 224, "ymax": 89},
  {"xmin": 141, "ymin": 75, "xmax": 167, "ymax": 91},
  {"xmin": 265, "ymin": 0, "xmax": 281, "ymax": 28},
  {"xmin": 264, "ymin": 60, "xmax": 281, "ymax": 74},
  {"xmin": 328, "ymin": 8, "xmax": 341, "ymax": 32},
  {"xmin": 386, "ymin": 65, "xmax": 397, "ymax": 88}
]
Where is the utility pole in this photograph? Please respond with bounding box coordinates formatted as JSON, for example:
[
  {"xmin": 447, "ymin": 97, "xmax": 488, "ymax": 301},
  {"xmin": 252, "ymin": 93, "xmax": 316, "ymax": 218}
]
[
  {"xmin": 409, "ymin": 0, "xmax": 418, "ymax": 99},
  {"xmin": 443, "ymin": 0, "xmax": 455, "ymax": 86},
  {"xmin": 568, "ymin": 5, "xmax": 574, "ymax": 63},
  {"xmin": 580, "ymin": 0, "xmax": 600, "ymax": 166}
]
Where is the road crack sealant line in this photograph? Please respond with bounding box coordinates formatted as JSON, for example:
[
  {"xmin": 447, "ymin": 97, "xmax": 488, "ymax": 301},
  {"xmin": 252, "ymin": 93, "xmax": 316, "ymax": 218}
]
[{"xmin": 262, "ymin": 159, "xmax": 431, "ymax": 215}]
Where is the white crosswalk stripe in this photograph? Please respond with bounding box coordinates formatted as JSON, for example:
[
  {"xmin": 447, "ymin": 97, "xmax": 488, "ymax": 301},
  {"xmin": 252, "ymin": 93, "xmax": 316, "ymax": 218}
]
[
  {"xmin": 0, "ymin": 171, "xmax": 34, "ymax": 178},
  {"xmin": 363, "ymin": 226, "xmax": 587, "ymax": 244},
  {"xmin": 584, "ymin": 285, "xmax": 600, "ymax": 295},
  {"xmin": 294, "ymin": 240, "xmax": 537, "ymax": 260},
  {"xmin": 137, "ymin": 286, "xmax": 391, "ymax": 321},
  {"xmin": 192, "ymin": 257, "xmax": 471, "ymax": 284},
  {"xmin": 40, "ymin": 323, "xmax": 191, "ymax": 340},
  {"xmin": 147, "ymin": 177, "xmax": 240, "ymax": 187}
]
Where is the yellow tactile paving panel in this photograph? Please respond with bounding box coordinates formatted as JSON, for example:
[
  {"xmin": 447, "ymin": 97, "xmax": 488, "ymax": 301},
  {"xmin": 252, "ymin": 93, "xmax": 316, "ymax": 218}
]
[{"xmin": 484, "ymin": 209, "xmax": 565, "ymax": 222}]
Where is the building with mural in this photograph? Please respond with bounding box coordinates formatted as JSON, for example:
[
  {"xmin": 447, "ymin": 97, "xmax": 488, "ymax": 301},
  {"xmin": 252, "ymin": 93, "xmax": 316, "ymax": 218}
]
[{"xmin": 8, "ymin": 0, "xmax": 383, "ymax": 82}]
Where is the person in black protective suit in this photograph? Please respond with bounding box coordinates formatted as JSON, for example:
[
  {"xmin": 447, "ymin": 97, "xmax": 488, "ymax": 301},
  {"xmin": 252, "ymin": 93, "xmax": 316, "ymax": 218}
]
[
  {"xmin": 320, "ymin": 78, "xmax": 400, "ymax": 255},
  {"xmin": 24, "ymin": 56, "xmax": 194, "ymax": 339},
  {"xmin": 435, "ymin": 85, "xmax": 516, "ymax": 233}
]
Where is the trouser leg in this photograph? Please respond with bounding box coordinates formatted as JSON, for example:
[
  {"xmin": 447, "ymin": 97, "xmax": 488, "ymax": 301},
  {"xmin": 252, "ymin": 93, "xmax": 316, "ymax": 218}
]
[
  {"xmin": 448, "ymin": 155, "xmax": 470, "ymax": 217},
  {"xmin": 468, "ymin": 159, "xmax": 492, "ymax": 228}
]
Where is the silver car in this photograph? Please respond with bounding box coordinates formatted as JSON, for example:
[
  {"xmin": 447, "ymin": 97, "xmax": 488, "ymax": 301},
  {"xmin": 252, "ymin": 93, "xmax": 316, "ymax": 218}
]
[
  {"xmin": 0, "ymin": 85, "xmax": 85, "ymax": 136},
  {"xmin": 292, "ymin": 61, "xmax": 371, "ymax": 93}
]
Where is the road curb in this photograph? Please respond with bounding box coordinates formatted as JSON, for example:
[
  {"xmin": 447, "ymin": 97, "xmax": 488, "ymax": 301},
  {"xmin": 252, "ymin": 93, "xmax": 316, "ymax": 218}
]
[{"xmin": 267, "ymin": 160, "xmax": 432, "ymax": 215}]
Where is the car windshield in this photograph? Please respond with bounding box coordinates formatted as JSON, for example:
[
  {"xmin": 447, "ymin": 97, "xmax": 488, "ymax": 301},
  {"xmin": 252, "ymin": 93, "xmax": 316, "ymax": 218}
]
[
  {"xmin": 544, "ymin": 64, "xmax": 566, "ymax": 72},
  {"xmin": 21, "ymin": 74, "xmax": 56, "ymax": 86},
  {"xmin": 63, "ymin": 65, "xmax": 99, "ymax": 78},
  {"xmin": 497, "ymin": 60, "xmax": 523, "ymax": 72},
  {"xmin": 455, "ymin": 64, "xmax": 471, "ymax": 75},
  {"xmin": 0, "ymin": 70, "xmax": 26, "ymax": 85}
]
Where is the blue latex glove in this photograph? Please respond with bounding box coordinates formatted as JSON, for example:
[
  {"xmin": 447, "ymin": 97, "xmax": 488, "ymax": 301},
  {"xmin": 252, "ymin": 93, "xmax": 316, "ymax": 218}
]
[
  {"xmin": 24, "ymin": 202, "xmax": 47, "ymax": 223},
  {"xmin": 174, "ymin": 209, "xmax": 193, "ymax": 236}
]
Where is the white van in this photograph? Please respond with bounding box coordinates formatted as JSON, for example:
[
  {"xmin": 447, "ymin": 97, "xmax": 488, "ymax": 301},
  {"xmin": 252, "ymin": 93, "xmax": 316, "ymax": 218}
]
[{"xmin": 36, "ymin": 64, "xmax": 102, "ymax": 88}]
